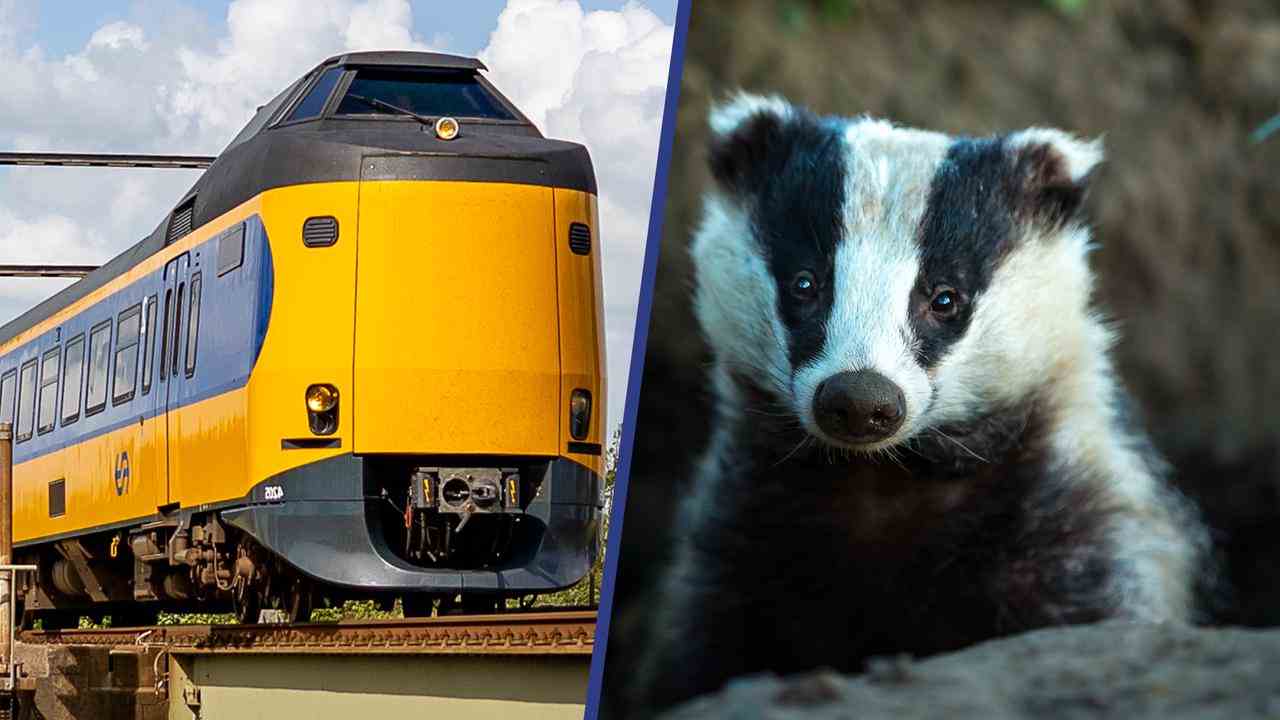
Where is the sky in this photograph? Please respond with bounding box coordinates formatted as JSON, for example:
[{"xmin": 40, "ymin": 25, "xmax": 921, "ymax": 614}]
[{"xmin": 0, "ymin": 0, "xmax": 677, "ymax": 432}]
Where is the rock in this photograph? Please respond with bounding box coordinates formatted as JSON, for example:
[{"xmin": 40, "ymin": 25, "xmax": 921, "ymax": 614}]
[{"xmin": 657, "ymin": 622, "xmax": 1280, "ymax": 719}]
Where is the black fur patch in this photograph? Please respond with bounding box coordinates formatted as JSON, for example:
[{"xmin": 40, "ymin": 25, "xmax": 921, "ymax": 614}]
[
  {"xmin": 1012, "ymin": 141, "xmax": 1093, "ymax": 228},
  {"xmin": 707, "ymin": 107, "xmax": 848, "ymax": 370},
  {"xmin": 911, "ymin": 137, "xmax": 1095, "ymax": 368},
  {"xmin": 912, "ymin": 138, "xmax": 1017, "ymax": 368}
]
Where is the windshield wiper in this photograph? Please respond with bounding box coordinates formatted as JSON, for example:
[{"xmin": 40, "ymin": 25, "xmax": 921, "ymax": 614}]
[{"xmin": 346, "ymin": 93, "xmax": 435, "ymax": 127}]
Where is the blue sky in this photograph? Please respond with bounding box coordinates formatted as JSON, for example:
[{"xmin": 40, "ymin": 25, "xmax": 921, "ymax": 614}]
[{"xmin": 30, "ymin": 0, "xmax": 675, "ymax": 57}]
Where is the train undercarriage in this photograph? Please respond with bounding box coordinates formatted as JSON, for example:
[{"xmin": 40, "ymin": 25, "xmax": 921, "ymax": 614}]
[{"xmin": 13, "ymin": 460, "xmax": 572, "ymax": 629}]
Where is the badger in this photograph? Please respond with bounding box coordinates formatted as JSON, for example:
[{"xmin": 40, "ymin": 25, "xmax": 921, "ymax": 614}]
[{"xmin": 632, "ymin": 94, "xmax": 1209, "ymax": 713}]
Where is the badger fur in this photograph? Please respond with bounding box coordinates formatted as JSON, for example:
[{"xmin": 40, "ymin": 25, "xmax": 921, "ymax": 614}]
[{"xmin": 632, "ymin": 95, "xmax": 1209, "ymax": 713}]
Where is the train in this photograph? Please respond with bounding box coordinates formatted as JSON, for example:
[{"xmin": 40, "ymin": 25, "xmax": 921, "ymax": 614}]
[{"xmin": 0, "ymin": 51, "xmax": 606, "ymax": 627}]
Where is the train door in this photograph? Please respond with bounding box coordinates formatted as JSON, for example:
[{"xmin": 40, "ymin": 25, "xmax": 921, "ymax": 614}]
[
  {"xmin": 152, "ymin": 253, "xmax": 189, "ymax": 507},
  {"xmin": 137, "ymin": 290, "xmax": 166, "ymax": 512}
]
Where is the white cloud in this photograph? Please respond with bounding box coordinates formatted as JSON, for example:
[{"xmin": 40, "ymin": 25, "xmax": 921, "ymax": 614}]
[
  {"xmin": 0, "ymin": 0, "xmax": 437, "ymax": 325},
  {"xmin": 89, "ymin": 21, "xmax": 150, "ymax": 52},
  {"xmin": 481, "ymin": 0, "xmax": 673, "ymax": 430},
  {"xmin": 0, "ymin": 0, "xmax": 675, "ymax": 431}
]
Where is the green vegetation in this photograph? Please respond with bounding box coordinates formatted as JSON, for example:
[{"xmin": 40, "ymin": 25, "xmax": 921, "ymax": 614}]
[
  {"xmin": 1045, "ymin": 0, "xmax": 1089, "ymax": 15},
  {"xmin": 156, "ymin": 611, "xmax": 234, "ymax": 626},
  {"xmin": 309, "ymin": 599, "xmax": 401, "ymax": 622},
  {"xmin": 777, "ymin": 0, "xmax": 1089, "ymax": 30},
  {"xmin": 779, "ymin": 0, "xmax": 860, "ymax": 31}
]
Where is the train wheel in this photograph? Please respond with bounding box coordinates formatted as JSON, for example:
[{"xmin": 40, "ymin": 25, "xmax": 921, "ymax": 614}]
[
  {"xmin": 258, "ymin": 573, "xmax": 311, "ymax": 624},
  {"xmin": 280, "ymin": 577, "xmax": 312, "ymax": 624},
  {"xmin": 233, "ymin": 579, "xmax": 260, "ymax": 625}
]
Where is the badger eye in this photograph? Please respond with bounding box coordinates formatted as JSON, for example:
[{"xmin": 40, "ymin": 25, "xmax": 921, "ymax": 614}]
[
  {"xmin": 790, "ymin": 271, "xmax": 818, "ymax": 301},
  {"xmin": 930, "ymin": 287, "xmax": 961, "ymax": 318}
]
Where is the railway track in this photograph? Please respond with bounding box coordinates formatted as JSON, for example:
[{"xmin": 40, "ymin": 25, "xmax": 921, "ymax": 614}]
[{"xmin": 17, "ymin": 610, "xmax": 596, "ymax": 656}]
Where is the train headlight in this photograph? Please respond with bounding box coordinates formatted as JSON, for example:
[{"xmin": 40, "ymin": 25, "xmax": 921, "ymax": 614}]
[
  {"xmin": 434, "ymin": 116, "xmax": 460, "ymax": 141},
  {"xmin": 306, "ymin": 384, "xmax": 340, "ymax": 435},
  {"xmin": 306, "ymin": 384, "xmax": 339, "ymax": 413},
  {"xmin": 569, "ymin": 389, "xmax": 592, "ymax": 440}
]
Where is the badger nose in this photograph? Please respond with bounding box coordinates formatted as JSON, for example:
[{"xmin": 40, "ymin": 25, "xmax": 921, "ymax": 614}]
[{"xmin": 813, "ymin": 370, "xmax": 906, "ymax": 443}]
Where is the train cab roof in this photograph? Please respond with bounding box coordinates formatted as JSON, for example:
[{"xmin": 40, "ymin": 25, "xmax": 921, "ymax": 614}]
[
  {"xmin": 0, "ymin": 50, "xmax": 595, "ymax": 348},
  {"xmin": 319, "ymin": 50, "xmax": 488, "ymax": 70}
]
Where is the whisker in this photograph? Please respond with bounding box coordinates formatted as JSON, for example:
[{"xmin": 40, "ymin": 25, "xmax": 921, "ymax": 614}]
[
  {"xmin": 769, "ymin": 434, "xmax": 812, "ymax": 469},
  {"xmin": 930, "ymin": 427, "xmax": 989, "ymax": 464},
  {"xmin": 882, "ymin": 445, "xmax": 909, "ymax": 472}
]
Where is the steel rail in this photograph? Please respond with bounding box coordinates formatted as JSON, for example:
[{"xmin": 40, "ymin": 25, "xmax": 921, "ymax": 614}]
[
  {"xmin": 19, "ymin": 610, "xmax": 596, "ymax": 656},
  {"xmin": 0, "ymin": 152, "xmax": 214, "ymax": 169}
]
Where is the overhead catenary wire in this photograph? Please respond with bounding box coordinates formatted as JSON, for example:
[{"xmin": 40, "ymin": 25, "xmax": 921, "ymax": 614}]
[{"xmin": 0, "ymin": 152, "xmax": 214, "ymax": 169}]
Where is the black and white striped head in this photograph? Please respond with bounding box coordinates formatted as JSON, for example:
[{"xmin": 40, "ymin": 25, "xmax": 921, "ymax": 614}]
[{"xmin": 693, "ymin": 94, "xmax": 1106, "ymax": 453}]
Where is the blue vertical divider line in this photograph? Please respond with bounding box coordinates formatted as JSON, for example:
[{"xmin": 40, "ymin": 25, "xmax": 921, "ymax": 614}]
[{"xmin": 584, "ymin": 0, "xmax": 691, "ymax": 717}]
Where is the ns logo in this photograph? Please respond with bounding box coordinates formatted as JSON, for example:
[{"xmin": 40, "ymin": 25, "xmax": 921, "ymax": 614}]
[{"xmin": 113, "ymin": 451, "xmax": 131, "ymax": 496}]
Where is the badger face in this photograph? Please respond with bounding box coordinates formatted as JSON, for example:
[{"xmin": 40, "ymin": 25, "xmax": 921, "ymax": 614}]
[{"xmin": 693, "ymin": 95, "xmax": 1104, "ymax": 454}]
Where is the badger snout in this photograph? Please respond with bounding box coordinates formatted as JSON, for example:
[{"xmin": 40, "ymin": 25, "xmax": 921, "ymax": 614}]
[{"xmin": 813, "ymin": 370, "xmax": 906, "ymax": 444}]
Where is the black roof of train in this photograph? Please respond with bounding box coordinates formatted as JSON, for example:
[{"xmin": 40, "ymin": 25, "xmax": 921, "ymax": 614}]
[
  {"xmin": 323, "ymin": 50, "xmax": 488, "ymax": 71},
  {"xmin": 1, "ymin": 51, "xmax": 594, "ymax": 348}
]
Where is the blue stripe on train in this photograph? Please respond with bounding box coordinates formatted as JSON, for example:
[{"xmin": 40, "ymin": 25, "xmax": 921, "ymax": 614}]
[{"xmin": 0, "ymin": 215, "xmax": 274, "ymax": 466}]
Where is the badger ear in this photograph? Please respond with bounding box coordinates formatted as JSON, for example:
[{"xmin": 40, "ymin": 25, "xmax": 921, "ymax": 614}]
[
  {"xmin": 707, "ymin": 93, "xmax": 795, "ymax": 195},
  {"xmin": 1006, "ymin": 128, "xmax": 1104, "ymax": 227}
]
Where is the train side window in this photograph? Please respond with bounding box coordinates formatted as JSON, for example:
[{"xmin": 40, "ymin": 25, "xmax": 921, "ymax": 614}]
[
  {"xmin": 171, "ymin": 283, "xmax": 185, "ymax": 378},
  {"xmin": 85, "ymin": 321, "xmax": 112, "ymax": 415},
  {"xmin": 141, "ymin": 296, "xmax": 158, "ymax": 395},
  {"xmin": 0, "ymin": 370, "xmax": 16, "ymax": 426},
  {"xmin": 15, "ymin": 360, "xmax": 36, "ymax": 442},
  {"xmin": 185, "ymin": 274, "xmax": 202, "ymax": 377},
  {"xmin": 61, "ymin": 335, "xmax": 85, "ymax": 425},
  {"xmin": 113, "ymin": 305, "xmax": 143, "ymax": 404},
  {"xmin": 160, "ymin": 289, "xmax": 173, "ymax": 381},
  {"xmin": 36, "ymin": 347, "xmax": 60, "ymax": 435}
]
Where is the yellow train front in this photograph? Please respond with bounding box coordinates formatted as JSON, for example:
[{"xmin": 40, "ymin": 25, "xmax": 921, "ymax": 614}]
[{"xmin": 0, "ymin": 51, "xmax": 605, "ymax": 625}]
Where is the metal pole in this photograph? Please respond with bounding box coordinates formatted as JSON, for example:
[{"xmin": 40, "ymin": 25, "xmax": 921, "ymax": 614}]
[
  {"xmin": 0, "ymin": 152, "xmax": 215, "ymax": 169},
  {"xmin": 0, "ymin": 265, "xmax": 99, "ymax": 279},
  {"xmin": 0, "ymin": 422, "xmax": 11, "ymax": 681}
]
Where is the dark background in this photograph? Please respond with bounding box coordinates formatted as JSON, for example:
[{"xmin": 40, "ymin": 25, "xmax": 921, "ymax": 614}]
[{"xmin": 602, "ymin": 0, "xmax": 1280, "ymax": 711}]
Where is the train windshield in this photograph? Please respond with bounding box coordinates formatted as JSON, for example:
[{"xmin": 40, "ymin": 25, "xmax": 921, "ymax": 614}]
[{"xmin": 334, "ymin": 68, "xmax": 517, "ymax": 121}]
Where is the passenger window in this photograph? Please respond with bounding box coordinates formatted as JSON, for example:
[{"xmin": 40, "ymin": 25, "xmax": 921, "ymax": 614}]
[
  {"xmin": 185, "ymin": 274, "xmax": 202, "ymax": 377},
  {"xmin": 113, "ymin": 305, "xmax": 143, "ymax": 404},
  {"xmin": 142, "ymin": 296, "xmax": 158, "ymax": 395},
  {"xmin": 36, "ymin": 348, "xmax": 60, "ymax": 435},
  {"xmin": 160, "ymin": 289, "xmax": 173, "ymax": 381},
  {"xmin": 172, "ymin": 284, "xmax": 184, "ymax": 378},
  {"xmin": 61, "ymin": 335, "xmax": 85, "ymax": 425},
  {"xmin": 16, "ymin": 360, "xmax": 36, "ymax": 442},
  {"xmin": 0, "ymin": 370, "xmax": 15, "ymax": 426},
  {"xmin": 85, "ymin": 321, "xmax": 112, "ymax": 414}
]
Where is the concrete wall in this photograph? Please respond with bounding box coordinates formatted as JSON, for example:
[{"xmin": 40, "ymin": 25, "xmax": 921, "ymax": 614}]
[{"xmin": 167, "ymin": 654, "xmax": 588, "ymax": 720}]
